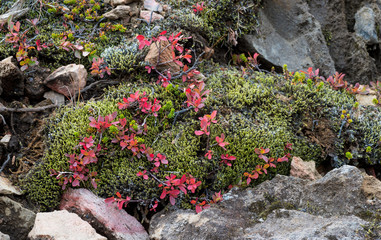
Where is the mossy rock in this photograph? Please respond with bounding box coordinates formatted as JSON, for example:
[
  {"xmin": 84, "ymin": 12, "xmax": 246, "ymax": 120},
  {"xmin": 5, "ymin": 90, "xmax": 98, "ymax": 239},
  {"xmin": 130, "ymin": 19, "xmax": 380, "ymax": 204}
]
[{"xmin": 21, "ymin": 63, "xmax": 381, "ymax": 211}]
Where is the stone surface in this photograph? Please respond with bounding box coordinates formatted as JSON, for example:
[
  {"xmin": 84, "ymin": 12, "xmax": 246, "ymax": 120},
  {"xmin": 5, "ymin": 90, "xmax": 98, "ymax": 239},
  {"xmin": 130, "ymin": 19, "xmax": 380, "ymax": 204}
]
[
  {"xmin": 44, "ymin": 64, "xmax": 87, "ymax": 98},
  {"xmin": 111, "ymin": 0, "xmax": 135, "ymax": 6},
  {"xmin": 242, "ymin": 209, "xmax": 368, "ymax": 240},
  {"xmin": 0, "ymin": 56, "xmax": 24, "ymax": 97},
  {"xmin": 28, "ymin": 210, "xmax": 107, "ymax": 240},
  {"xmin": 60, "ymin": 188, "xmax": 149, "ymax": 240},
  {"xmin": 0, "ymin": 176, "xmax": 22, "ymax": 195},
  {"xmin": 149, "ymin": 165, "xmax": 380, "ymax": 239},
  {"xmin": 144, "ymin": 0, "xmax": 162, "ymax": 12},
  {"xmin": 140, "ymin": 10, "xmax": 163, "ymax": 23},
  {"xmin": 24, "ymin": 67, "xmax": 50, "ymax": 101},
  {"xmin": 240, "ymin": 0, "xmax": 336, "ymax": 77},
  {"xmin": 145, "ymin": 40, "xmax": 180, "ymax": 73},
  {"xmin": 307, "ymin": 0, "xmax": 380, "ymax": 84},
  {"xmin": 0, "ymin": 135, "xmax": 11, "ymax": 146},
  {"xmin": 290, "ymin": 156, "xmax": 322, "ymax": 180},
  {"xmin": 361, "ymin": 173, "xmax": 381, "ymax": 200},
  {"xmin": 0, "ymin": 196, "xmax": 35, "ymax": 239},
  {"xmin": 44, "ymin": 91, "xmax": 66, "ymax": 106},
  {"xmin": 0, "ymin": 231, "xmax": 10, "ymax": 240},
  {"xmin": 103, "ymin": 5, "xmax": 131, "ymax": 20},
  {"xmin": 354, "ymin": 6, "xmax": 378, "ymax": 44}
]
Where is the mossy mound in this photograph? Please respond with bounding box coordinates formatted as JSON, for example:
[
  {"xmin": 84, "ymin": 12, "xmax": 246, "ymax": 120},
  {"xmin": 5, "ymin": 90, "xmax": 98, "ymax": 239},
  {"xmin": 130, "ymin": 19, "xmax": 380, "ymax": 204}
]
[{"xmin": 22, "ymin": 63, "xmax": 381, "ymax": 211}]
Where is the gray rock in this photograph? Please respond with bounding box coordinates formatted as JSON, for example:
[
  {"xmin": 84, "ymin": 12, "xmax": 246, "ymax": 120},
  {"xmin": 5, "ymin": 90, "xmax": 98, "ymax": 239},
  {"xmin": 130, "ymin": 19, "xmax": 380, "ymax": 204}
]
[
  {"xmin": 43, "ymin": 91, "xmax": 66, "ymax": 106},
  {"xmin": 28, "ymin": 210, "xmax": 107, "ymax": 240},
  {"xmin": 240, "ymin": 0, "xmax": 336, "ymax": 76},
  {"xmin": 44, "ymin": 64, "xmax": 87, "ymax": 98},
  {"xmin": 0, "ymin": 56, "xmax": 24, "ymax": 97},
  {"xmin": 355, "ymin": 6, "xmax": 378, "ymax": 44},
  {"xmin": 307, "ymin": 0, "xmax": 380, "ymax": 84},
  {"xmin": 149, "ymin": 165, "xmax": 380, "ymax": 239},
  {"xmin": 0, "ymin": 231, "xmax": 10, "ymax": 240},
  {"xmin": 242, "ymin": 209, "xmax": 368, "ymax": 240},
  {"xmin": 0, "ymin": 196, "xmax": 35, "ymax": 239}
]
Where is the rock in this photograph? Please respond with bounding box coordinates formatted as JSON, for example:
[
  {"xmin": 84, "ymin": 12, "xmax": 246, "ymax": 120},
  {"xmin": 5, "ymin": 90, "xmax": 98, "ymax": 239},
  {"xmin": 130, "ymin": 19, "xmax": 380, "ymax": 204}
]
[
  {"xmin": 24, "ymin": 67, "xmax": 50, "ymax": 101},
  {"xmin": 28, "ymin": 210, "xmax": 107, "ymax": 240},
  {"xmin": 43, "ymin": 91, "xmax": 66, "ymax": 106},
  {"xmin": 140, "ymin": 10, "xmax": 163, "ymax": 23},
  {"xmin": 44, "ymin": 64, "xmax": 87, "ymax": 98},
  {"xmin": 103, "ymin": 5, "xmax": 131, "ymax": 20},
  {"xmin": 0, "ymin": 0, "xmax": 29, "ymax": 23},
  {"xmin": 0, "ymin": 196, "xmax": 35, "ymax": 239},
  {"xmin": 0, "ymin": 176, "xmax": 22, "ymax": 195},
  {"xmin": 144, "ymin": 0, "xmax": 162, "ymax": 12},
  {"xmin": 149, "ymin": 165, "xmax": 380, "ymax": 239},
  {"xmin": 145, "ymin": 40, "xmax": 180, "ymax": 74},
  {"xmin": 290, "ymin": 156, "xmax": 322, "ymax": 180},
  {"xmin": 111, "ymin": 0, "xmax": 135, "ymax": 6},
  {"xmin": 307, "ymin": 0, "xmax": 379, "ymax": 84},
  {"xmin": 0, "ymin": 135, "xmax": 12, "ymax": 147},
  {"xmin": 60, "ymin": 188, "xmax": 149, "ymax": 240},
  {"xmin": 0, "ymin": 56, "xmax": 24, "ymax": 97},
  {"xmin": 0, "ymin": 231, "xmax": 10, "ymax": 240},
  {"xmin": 354, "ymin": 6, "xmax": 378, "ymax": 44},
  {"xmin": 361, "ymin": 173, "xmax": 381, "ymax": 200},
  {"xmin": 242, "ymin": 209, "xmax": 368, "ymax": 240},
  {"xmin": 240, "ymin": 0, "xmax": 336, "ymax": 76},
  {"xmin": 356, "ymin": 94, "xmax": 378, "ymax": 106}
]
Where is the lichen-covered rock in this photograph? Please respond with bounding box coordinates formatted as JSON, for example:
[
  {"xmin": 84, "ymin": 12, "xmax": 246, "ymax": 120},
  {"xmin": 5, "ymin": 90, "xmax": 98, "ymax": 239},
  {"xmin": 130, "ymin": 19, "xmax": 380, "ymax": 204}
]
[
  {"xmin": 149, "ymin": 165, "xmax": 380, "ymax": 239},
  {"xmin": 60, "ymin": 188, "xmax": 149, "ymax": 240},
  {"xmin": 140, "ymin": 10, "xmax": 164, "ymax": 23},
  {"xmin": 0, "ymin": 196, "xmax": 36, "ymax": 239},
  {"xmin": 28, "ymin": 210, "xmax": 107, "ymax": 240}
]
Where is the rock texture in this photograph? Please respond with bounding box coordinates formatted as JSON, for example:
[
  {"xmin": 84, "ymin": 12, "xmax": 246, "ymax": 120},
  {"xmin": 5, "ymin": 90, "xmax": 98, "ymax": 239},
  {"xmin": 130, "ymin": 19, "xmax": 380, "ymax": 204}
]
[
  {"xmin": 145, "ymin": 40, "xmax": 180, "ymax": 73},
  {"xmin": 60, "ymin": 188, "xmax": 149, "ymax": 240},
  {"xmin": 0, "ymin": 176, "xmax": 22, "ymax": 195},
  {"xmin": 44, "ymin": 64, "xmax": 87, "ymax": 97},
  {"xmin": 241, "ymin": 0, "xmax": 381, "ymax": 84},
  {"xmin": 242, "ymin": 209, "xmax": 368, "ymax": 240},
  {"xmin": 290, "ymin": 156, "xmax": 322, "ymax": 180},
  {"xmin": 0, "ymin": 56, "xmax": 24, "ymax": 97},
  {"xmin": 240, "ymin": 0, "xmax": 336, "ymax": 76},
  {"xmin": 103, "ymin": 5, "xmax": 132, "ymax": 20},
  {"xmin": 140, "ymin": 10, "xmax": 164, "ymax": 23},
  {"xmin": 0, "ymin": 231, "xmax": 10, "ymax": 240},
  {"xmin": 149, "ymin": 165, "xmax": 381, "ymax": 239},
  {"xmin": 0, "ymin": 196, "xmax": 36, "ymax": 239},
  {"xmin": 307, "ymin": 0, "xmax": 381, "ymax": 84},
  {"xmin": 28, "ymin": 210, "xmax": 107, "ymax": 240}
]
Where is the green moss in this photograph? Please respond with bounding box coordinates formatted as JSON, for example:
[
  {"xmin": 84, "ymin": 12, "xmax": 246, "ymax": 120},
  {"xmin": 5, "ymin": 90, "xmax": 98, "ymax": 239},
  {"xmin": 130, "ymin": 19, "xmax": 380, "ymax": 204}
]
[{"xmin": 21, "ymin": 63, "xmax": 381, "ymax": 211}]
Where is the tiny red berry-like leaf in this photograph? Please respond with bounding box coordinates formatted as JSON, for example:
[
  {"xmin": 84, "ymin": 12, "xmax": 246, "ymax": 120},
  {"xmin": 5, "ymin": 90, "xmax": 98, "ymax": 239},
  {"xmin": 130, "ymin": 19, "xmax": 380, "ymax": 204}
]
[{"xmin": 116, "ymin": 192, "xmax": 122, "ymax": 198}]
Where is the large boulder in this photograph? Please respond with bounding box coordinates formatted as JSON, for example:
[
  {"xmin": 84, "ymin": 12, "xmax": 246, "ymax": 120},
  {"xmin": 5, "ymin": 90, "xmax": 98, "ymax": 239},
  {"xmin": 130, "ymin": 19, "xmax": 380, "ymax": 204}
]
[
  {"xmin": 240, "ymin": 0, "xmax": 336, "ymax": 76},
  {"xmin": 60, "ymin": 188, "xmax": 149, "ymax": 240},
  {"xmin": 149, "ymin": 165, "xmax": 381, "ymax": 239}
]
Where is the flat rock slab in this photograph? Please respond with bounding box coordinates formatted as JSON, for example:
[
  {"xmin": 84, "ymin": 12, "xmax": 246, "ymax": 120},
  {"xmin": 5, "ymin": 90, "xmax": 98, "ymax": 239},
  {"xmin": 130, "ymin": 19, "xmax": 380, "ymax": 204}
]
[
  {"xmin": 60, "ymin": 188, "xmax": 149, "ymax": 240},
  {"xmin": 28, "ymin": 210, "xmax": 107, "ymax": 240}
]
